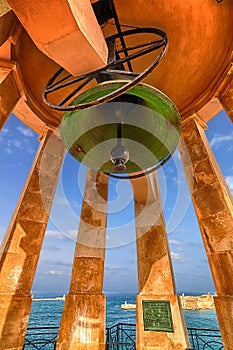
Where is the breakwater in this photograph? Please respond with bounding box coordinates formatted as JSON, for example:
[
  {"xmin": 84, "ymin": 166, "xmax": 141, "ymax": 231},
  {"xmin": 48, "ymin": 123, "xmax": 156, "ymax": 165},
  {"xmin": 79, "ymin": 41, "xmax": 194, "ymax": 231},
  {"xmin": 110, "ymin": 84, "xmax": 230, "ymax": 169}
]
[{"xmin": 32, "ymin": 296, "xmax": 65, "ymax": 302}]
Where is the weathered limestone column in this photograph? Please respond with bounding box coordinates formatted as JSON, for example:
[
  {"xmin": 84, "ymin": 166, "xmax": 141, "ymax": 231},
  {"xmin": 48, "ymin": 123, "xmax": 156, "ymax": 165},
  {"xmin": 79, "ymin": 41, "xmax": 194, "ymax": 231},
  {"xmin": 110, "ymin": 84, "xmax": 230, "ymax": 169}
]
[
  {"xmin": 56, "ymin": 169, "xmax": 108, "ymax": 350},
  {"xmin": 0, "ymin": 68, "xmax": 21, "ymax": 130},
  {"xmin": 179, "ymin": 115, "xmax": 233, "ymax": 350},
  {"xmin": 131, "ymin": 173, "xmax": 190, "ymax": 350},
  {"xmin": 0, "ymin": 128, "xmax": 65, "ymax": 350}
]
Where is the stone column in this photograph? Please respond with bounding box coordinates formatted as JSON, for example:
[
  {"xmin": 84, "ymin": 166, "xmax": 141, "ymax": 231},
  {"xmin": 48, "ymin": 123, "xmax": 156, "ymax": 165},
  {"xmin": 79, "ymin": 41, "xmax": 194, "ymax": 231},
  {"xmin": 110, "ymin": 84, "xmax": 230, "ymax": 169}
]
[
  {"xmin": 0, "ymin": 128, "xmax": 65, "ymax": 350},
  {"xmin": 131, "ymin": 173, "xmax": 190, "ymax": 350},
  {"xmin": 218, "ymin": 66, "xmax": 233, "ymax": 122},
  {"xmin": 179, "ymin": 115, "xmax": 233, "ymax": 350},
  {"xmin": 0, "ymin": 68, "xmax": 21, "ymax": 130},
  {"xmin": 56, "ymin": 169, "xmax": 108, "ymax": 350}
]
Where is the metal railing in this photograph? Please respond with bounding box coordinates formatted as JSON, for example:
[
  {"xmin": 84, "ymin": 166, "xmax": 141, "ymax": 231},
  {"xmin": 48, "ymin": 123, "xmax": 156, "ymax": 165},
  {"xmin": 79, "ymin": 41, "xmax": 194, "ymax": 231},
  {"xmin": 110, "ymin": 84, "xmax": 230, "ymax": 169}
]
[
  {"xmin": 188, "ymin": 328, "xmax": 223, "ymax": 350},
  {"xmin": 23, "ymin": 326, "xmax": 59, "ymax": 350},
  {"xmin": 106, "ymin": 323, "xmax": 136, "ymax": 349},
  {"xmin": 23, "ymin": 324, "xmax": 224, "ymax": 350}
]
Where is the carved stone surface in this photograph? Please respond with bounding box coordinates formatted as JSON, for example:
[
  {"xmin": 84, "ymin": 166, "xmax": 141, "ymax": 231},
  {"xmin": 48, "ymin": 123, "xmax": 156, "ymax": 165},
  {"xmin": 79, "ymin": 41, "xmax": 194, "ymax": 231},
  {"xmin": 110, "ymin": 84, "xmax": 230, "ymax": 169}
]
[
  {"xmin": 0, "ymin": 294, "xmax": 32, "ymax": 350},
  {"xmin": 0, "ymin": 130, "xmax": 65, "ymax": 349},
  {"xmin": 214, "ymin": 296, "xmax": 233, "ymax": 350},
  {"xmin": 56, "ymin": 294, "xmax": 106, "ymax": 350},
  {"xmin": 132, "ymin": 173, "xmax": 190, "ymax": 349},
  {"xmin": 0, "ymin": 69, "xmax": 20, "ymax": 129},
  {"xmin": 179, "ymin": 116, "xmax": 233, "ymax": 350},
  {"xmin": 56, "ymin": 169, "xmax": 108, "ymax": 349}
]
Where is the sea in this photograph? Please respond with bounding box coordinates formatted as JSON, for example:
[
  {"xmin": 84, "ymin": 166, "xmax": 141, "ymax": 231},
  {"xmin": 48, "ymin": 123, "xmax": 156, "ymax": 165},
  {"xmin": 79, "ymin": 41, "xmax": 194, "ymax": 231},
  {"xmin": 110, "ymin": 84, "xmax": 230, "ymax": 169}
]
[
  {"xmin": 29, "ymin": 291, "xmax": 220, "ymax": 329},
  {"xmin": 27, "ymin": 292, "xmax": 223, "ymax": 349}
]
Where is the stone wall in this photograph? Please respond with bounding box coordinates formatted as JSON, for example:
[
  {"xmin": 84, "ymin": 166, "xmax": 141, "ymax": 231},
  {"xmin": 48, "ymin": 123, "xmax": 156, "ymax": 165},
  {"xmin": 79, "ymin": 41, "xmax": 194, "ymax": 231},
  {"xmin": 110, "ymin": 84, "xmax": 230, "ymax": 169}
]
[{"xmin": 180, "ymin": 293, "xmax": 215, "ymax": 310}]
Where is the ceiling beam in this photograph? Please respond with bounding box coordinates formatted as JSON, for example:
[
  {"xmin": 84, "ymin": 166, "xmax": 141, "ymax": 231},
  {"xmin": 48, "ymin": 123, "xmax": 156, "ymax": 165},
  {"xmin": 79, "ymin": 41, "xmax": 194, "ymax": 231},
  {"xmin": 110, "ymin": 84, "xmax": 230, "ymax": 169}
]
[{"xmin": 6, "ymin": 0, "xmax": 108, "ymax": 76}]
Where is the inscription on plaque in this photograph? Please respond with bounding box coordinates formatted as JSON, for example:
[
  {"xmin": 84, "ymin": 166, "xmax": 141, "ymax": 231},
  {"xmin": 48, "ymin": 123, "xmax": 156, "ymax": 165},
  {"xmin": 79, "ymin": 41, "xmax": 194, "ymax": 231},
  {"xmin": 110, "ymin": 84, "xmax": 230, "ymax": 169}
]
[{"xmin": 142, "ymin": 300, "xmax": 174, "ymax": 332}]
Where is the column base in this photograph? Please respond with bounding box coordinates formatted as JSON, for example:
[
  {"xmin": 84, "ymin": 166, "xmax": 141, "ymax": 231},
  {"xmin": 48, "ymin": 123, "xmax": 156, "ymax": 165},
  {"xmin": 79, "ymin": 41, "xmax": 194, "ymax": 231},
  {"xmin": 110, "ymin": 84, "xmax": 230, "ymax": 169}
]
[
  {"xmin": 56, "ymin": 293, "xmax": 106, "ymax": 350},
  {"xmin": 136, "ymin": 294, "xmax": 190, "ymax": 350},
  {"xmin": 214, "ymin": 295, "xmax": 233, "ymax": 350},
  {"xmin": 0, "ymin": 293, "xmax": 32, "ymax": 350}
]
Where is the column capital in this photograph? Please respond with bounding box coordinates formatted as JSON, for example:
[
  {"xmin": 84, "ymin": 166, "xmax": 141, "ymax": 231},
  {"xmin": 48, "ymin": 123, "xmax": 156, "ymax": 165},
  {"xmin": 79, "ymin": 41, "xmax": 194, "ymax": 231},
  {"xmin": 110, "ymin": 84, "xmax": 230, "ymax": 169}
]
[
  {"xmin": 216, "ymin": 61, "xmax": 233, "ymax": 98},
  {"xmin": 182, "ymin": 113, "xmax": 208, "ymax": 130},
  {"xmin": 0, "ymin": 64, "xmax": 21, "ymax": 129},
  {"xmin": 216, "ymin": 62, "xmax": 233, "ymax": 122},
  {"xmin": 0, "ymin": 60, "xmax": 25, "ymax": 97},
  {"xmin": 38, "ymin": 125, "xmax": 55, "ymax": 142}
]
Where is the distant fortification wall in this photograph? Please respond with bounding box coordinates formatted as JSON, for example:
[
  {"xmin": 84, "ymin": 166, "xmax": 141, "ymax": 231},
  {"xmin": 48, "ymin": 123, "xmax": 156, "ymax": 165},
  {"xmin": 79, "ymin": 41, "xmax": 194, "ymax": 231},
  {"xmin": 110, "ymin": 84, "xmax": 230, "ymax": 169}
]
[{"xmin": 180, "ymin": 293, "xmax": 215, "ymax": 310}]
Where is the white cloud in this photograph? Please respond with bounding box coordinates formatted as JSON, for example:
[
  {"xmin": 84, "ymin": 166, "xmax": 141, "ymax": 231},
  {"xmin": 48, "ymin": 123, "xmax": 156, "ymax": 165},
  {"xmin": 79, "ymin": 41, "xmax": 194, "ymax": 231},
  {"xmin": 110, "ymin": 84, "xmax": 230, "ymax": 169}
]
[
  {"xmin": 164, "ymin": 166, "xmax": 175, "ymax": 174},
  {"xmin": 1, "ymin": 136, "xmax": 36, "ymax": 155},
  {"xmin": 169, "ymin": 239, "xmax": 183, "ymax": 245},
  {"xmin": 46, "ymin": 230, "xmax": 65, "ymax": 239},
  {"xmin": 209, "ymin": 131, "xmax": 233, "ymax": 149},
  {"xmin": 70, "ymin": 199, "xmax": 81, "ymax": 209},
  {"xmin": 188, "ymin": 271, "xmax": 208, "ymax": 280},
  {"xmin": 4, "ymin": 147, "xmax": 12, "ymax": 154},
  {"xmin": 171, "ymin": 252, "xmax": 186, "ymax": 263},
  {"xmin": 225, "ymin": 175, "xmax": 233, "ymax": 193},
  {"xmin": 172, "ymin": 176, "xmax": 179, "ymax": 184},
  {"xmin": 105, "ymin": 265, "xmax": 123, "ymax": 271},
  {"xmin": 173, "ymin": 149, "xmax": 181, "ymax": 160},
  {"xmin": 176, "ymin": 246, "xmax": 183, "ymax": 252},
  {"xmin": 0, "ymin": 128, "xmax": 9, "ymax": 137},
  {"xmin": 0, "ymin": 123, "xmax": 37, "ymax": 156},
  {"xmin": 9, "ymin": 139, "xmax": 22, "ymax": 148},
  {"xmin": 53, "ymin": 196, "xmax": 69, "ymax": 206},
  {"xmin": 46, "ymin": 229, "xmax": 77, "ymax": 241},
  {"xmin": 64, "ymin": 229, "xmax": 77, "ymax": 240},
  {"xmin": 171, "ymin": 172, "xmax": 186, "ymax": 186},
  {"xmin": 43, "ymin": 259, "xmax": 71, "ymax": 268},
  {"xmin": 16, "ymin": 126, "xmax": 34, "ymax": 137},
  {"xmin": 47, "ymin": 270, "xmax": 63, "ymax": 275}
]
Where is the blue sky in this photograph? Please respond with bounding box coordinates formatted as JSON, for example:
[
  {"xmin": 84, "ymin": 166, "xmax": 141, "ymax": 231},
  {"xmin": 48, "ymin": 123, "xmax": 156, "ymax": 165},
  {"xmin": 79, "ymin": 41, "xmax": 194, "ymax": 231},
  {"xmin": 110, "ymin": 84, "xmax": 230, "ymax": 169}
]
[{"xmin": 0, "ymin": 111, "xmax": 232, "ymax": 296}]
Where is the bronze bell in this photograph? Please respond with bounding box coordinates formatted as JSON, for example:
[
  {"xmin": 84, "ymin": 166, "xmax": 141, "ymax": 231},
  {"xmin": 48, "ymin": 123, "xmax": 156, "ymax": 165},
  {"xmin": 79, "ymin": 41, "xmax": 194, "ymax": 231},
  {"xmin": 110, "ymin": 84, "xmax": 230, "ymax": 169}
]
[{"xmin": 60, "ymin": 80, "xmax": 181, "ymax": 177}]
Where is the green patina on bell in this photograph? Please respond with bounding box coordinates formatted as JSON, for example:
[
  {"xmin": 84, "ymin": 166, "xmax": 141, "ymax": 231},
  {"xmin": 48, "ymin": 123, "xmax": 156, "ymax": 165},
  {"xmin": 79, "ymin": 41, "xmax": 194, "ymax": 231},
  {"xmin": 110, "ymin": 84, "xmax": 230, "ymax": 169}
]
[{"xmin": 60, "ymin": 81, "xmax": 181, "ymax": 174}]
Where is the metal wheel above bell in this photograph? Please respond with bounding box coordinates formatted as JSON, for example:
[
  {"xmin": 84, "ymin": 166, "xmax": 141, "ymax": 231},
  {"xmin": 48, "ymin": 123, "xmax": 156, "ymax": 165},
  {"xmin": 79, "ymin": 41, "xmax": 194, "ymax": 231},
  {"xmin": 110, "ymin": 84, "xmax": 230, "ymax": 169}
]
[{"xmin": 60, "ymin": 80, "xmax": 181, "ymax": 179}]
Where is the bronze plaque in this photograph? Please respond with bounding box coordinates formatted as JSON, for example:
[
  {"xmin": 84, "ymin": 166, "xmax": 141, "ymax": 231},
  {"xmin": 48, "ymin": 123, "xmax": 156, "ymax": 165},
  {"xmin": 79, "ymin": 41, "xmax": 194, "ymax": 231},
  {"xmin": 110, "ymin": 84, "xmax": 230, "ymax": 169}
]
[{"xmin": 142, "ymin": 300, "xmax": 174, "ymax": 332}]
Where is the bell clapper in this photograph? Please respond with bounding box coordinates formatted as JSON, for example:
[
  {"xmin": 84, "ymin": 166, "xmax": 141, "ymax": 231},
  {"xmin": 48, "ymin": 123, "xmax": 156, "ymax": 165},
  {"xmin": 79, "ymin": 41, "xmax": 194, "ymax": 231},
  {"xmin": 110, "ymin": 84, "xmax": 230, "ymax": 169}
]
[
  {"xmin": 110, "ymin": 144, "xmax": 130, "ymax": 172},
  {"xmin": 110, "ymin": 107, "xmax": 130, "ymax": 173}
]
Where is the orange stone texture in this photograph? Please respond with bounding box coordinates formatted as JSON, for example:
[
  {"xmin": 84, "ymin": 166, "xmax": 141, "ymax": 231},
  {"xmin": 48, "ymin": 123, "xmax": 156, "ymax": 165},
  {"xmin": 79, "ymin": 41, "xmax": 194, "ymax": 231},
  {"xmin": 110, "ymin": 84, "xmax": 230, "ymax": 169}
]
[
  {"xmin": 0, "ymin": 130, "xmax": 65, "ymax": 349},
  {"xmin": 179, "ymin": 116, "xmax": 233, "ymax": 350},
  {"xmin": 218, "ymin": 67, "xmax": 233, "ymax": 122},
  {"xmin": 56, "ymin": 169, "xmax": 108, "ymax": 350},
  {"xmin": 0, "ymin": 67, "xmax": 20, "ymax": 130},
  {"xmin": 6, "ymin": 0, "xmax": 108, "ymax": 76},
  {"xmin": 132, "ymin": 174, "xmax": 190, "ymax": 349},
  {"xmin": 0, "ymin": 0, "xmax": 233, "ymax": 349}
]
